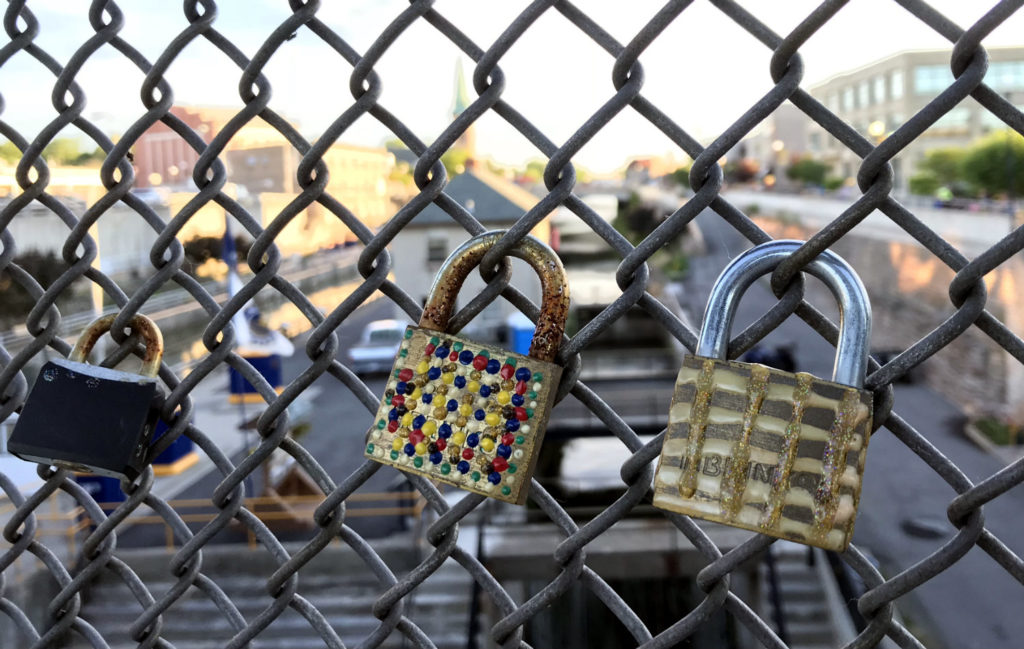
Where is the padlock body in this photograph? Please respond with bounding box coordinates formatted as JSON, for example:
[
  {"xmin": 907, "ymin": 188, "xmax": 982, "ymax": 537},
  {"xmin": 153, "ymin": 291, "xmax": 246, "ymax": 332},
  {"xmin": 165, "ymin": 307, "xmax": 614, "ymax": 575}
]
[
  {"xmin": 9, "ymin": 359, "xmax": 159, "ymax": 480},
  {"xmin": 364, "ymin": 326, "xmax": 561, "ymax": 504},
  {"xmin": 653, "ymin": 355, "xmax": 872, "ymax": 551}
]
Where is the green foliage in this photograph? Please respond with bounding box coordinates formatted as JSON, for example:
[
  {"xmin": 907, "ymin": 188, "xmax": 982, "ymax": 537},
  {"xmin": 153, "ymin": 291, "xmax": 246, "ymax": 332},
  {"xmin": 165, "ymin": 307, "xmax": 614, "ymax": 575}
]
[
  {"xmin": 662, "ymin": 250, "xmax": 689, "ymax": 280},
  {"xmin": 670, "ymin": 166, "xmax": 691, "ymax": 189},
  {"xmin": 440, "ymin": 148, "xmax": 471, "ymax": 177},
  {"xmin": 612, "ymin": 192, "xmax": 662, "ymax": 245},
  {"xmin": 745, "ymin": 203, "xmax": 760, "ymax": 216},
  {"xmin": 918, "ymin": 147, "xmax": 966, "ymax": 186},
  {"xmin": 908, "ymin": 172, "xmax": 941, "ymax": 196},
  {"xmin": 0, "ymin": 251, "xmax": 71, "ymax": 321},
  {"xmin": 974, "ymin": 416, "xmax": 1021, "ymax": 446},
  {"xmin": 786, "ymin": 157, "xmax": 829, "ymax": 187},
  {"xmin": 823, "ymin": 176, "xmax": 844, "ymax": 191},
  {"xmin": 521, "ymin": 160, "xmax": 545, "ymax": 183},
  {"xmin": 182, "ymin": 236, "xmax": 253, "ymax": 270},
  {"xmin": 0, "ymin": 140, "xmax": 22, "ymax": 163},
  {"xmin": 961, "ymin": 129, "xmax": 1024, "ymax": 197}
]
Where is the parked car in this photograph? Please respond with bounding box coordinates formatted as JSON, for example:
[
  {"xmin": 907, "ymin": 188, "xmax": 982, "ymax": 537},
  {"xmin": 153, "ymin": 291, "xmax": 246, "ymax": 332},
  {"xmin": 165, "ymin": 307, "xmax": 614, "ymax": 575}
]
[{"xmin": 347, "ymin": 319, "xmax": 407, "ymax": 377}]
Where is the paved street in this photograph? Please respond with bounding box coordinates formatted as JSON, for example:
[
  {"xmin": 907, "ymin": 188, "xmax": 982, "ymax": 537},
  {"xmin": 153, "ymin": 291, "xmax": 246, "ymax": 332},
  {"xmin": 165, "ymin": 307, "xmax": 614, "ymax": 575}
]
[{"xmin": 689, "ymin": 207, "xmax": 1024, "ymax": 649}]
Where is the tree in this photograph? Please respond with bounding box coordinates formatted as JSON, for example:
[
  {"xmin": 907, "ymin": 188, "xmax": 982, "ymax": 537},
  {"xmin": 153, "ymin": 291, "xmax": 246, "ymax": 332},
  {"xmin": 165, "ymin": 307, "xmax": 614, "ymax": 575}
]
[
  {"xmin": 0, "ymin": 140, "xmax": 22, "ymax": 163},
  {"xmin": 786, "ymin": 157, "xmax": 829, "ymax": 187},
  {"xmin": 669, "ymin": 165, "xmax": 691, "ymax": 189},
  {"xmin": 440, "ymin": 147, "xmax": 471, "ymax": 177},
  {"xmin": 908, "ymin": 173, "xmax": 940, "ymax": 196},
  {"xmin": 961, "ymin": 129, "xmax": 1024, "ymax": 197}
]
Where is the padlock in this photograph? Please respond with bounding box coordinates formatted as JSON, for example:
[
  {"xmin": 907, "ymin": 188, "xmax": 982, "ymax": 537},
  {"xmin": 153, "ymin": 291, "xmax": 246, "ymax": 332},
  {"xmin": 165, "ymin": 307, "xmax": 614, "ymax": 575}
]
[
  {"xmin": 9, "ymin": 314, "xmax": 164, "ymax": 481},
  {"xmin": 364, "ymin": 230, "xmax": 569, "ymax": 504},
  {"xmin": 653, "ymin": 240, "xmax": 872, "ymax": 551}
]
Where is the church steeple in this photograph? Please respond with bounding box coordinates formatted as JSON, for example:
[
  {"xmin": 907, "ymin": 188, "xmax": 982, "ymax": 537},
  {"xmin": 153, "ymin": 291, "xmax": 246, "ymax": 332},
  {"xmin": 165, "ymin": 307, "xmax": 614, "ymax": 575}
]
[{"xmin": 452, "ymin": 59, "xmax": 476, "ymax": 157}]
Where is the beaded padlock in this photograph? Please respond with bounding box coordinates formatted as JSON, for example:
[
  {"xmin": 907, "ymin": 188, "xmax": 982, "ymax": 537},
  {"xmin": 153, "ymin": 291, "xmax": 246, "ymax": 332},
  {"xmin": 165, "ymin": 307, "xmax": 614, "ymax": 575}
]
[
  {"xmin": 653, "ymin": 240, "xmax": 873, "ymax": 551},
  {"xmin": 364, "ymin": 231, "xmax": 569, "ymax": 504}
]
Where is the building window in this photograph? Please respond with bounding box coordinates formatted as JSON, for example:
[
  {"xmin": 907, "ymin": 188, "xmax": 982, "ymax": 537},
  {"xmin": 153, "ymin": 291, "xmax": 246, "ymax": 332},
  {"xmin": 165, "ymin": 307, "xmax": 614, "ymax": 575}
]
[
  {"xmin": 873, "ymin": 75, "xmax": 886, "ymax": 103},
  {"xmin": 828, "ymin": 93, "xmax": 839, "ymax": 113},
  {"xmin": 981, "ymin": 105, "xmax": 1024, "ymax": 129},
  {"xmin": 858, "ymin": 81, "xmax": 870, "ymax": 108},
  {"xmin": 988, "ymin": 61, "xmax": 1024, "ymax": 91},
  {"xmin": 891, "ymin": 69, "xmax": 904, "ymax": 99},
  {"xmin": 843, "ymin": 87, "xmax": 855, "ymax": 111},
  {"xmin": 932, "ymin": 106, "xmax": 970, "ymax": 130},
  {"xmin": 427, "ymin": 236, "xmax": 447, "ymax": 263},
  {"xmin": 914, "ymin": 64, "xmax": 954, "ymax": 95}
]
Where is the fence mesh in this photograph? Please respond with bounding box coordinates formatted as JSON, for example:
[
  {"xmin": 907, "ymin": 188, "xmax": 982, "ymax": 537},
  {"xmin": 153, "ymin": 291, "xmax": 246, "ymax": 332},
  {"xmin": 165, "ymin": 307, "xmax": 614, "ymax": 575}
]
[{"xmin": 1, "ymin": 1, "xmax": 1023, "ymax": 648}]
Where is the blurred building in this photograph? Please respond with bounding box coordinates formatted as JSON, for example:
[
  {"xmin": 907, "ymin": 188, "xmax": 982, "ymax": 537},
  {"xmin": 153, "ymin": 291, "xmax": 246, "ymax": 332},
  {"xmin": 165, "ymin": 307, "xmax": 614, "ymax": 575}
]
[
  {"xmin": 732, "ymin": 102, "xmax": 809, "ymax": 188},
  {"xmin": 806, "ymin": 46, "xmax": 1024, "ymax": 192}
]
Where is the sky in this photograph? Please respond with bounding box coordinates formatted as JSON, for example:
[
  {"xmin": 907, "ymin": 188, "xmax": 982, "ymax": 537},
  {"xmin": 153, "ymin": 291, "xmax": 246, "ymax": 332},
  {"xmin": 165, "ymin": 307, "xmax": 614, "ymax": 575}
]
[{"xmin": 0, "ymin": 1, "xmax": 1022, "ymax": 174}]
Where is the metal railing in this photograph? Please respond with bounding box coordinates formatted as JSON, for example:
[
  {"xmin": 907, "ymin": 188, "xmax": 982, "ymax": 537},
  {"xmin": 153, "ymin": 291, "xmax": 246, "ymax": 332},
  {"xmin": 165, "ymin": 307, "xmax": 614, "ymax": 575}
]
[{"xmin": 0, "ymin": 1, "xmax": 1022, "ymax": 648}]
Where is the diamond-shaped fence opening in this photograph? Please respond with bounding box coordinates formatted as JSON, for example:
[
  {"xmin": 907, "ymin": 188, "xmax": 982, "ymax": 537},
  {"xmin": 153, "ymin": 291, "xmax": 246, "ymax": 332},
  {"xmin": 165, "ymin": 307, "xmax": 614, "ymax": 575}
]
[{"xmin": 0, "ymin": 1, "xmax": 1022, "ymax": 648}]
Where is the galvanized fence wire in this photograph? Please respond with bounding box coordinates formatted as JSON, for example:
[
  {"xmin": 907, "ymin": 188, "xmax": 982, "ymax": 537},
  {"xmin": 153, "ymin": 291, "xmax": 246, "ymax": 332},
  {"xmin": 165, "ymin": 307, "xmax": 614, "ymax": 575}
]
[{"xmin": 0, "ymin": 0, "xmax": 1020, "ymax": 647}]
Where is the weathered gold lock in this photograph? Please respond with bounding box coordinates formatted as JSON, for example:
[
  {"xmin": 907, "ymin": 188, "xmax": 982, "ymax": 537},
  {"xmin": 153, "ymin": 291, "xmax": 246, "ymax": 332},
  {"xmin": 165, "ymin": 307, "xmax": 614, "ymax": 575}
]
[
  {"xmin": 653, "ymin": 240, "xmax": 873, "ymax": 551},
  {"xmin": 364, "ymin": 230, "xmax": 569, "ymax": 504}
]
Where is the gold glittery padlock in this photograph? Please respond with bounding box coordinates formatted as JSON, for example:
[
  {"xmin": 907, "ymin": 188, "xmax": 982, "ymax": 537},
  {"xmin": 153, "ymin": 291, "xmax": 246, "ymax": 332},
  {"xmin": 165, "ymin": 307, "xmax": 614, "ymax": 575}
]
[
  {"xmin": 364, "ymin": 231, "xmax": 569, "ymax": 504},
  {"xmin": 653, "ymin": 240, "xmax": 873, "ymax": 551}
]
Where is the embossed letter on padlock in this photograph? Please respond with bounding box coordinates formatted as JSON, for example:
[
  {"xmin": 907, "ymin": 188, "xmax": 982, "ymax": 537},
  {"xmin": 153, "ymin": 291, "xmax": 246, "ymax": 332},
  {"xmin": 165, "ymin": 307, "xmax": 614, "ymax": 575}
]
[
  {"xmin": 9, "ymin": 314, "xmax": 164, "ymax": 480},
  {"xmin": 653, "ymin": 240, "xmax": 873, "ymax": 551},
  {"xmin": 364, "ymin": 231, "xmax": 569, "ymax": 504}
]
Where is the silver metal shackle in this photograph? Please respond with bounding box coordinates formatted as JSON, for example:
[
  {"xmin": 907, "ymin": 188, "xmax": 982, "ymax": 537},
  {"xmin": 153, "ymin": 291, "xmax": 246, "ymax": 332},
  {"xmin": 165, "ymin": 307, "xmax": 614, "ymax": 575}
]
[{"xmin": 696, "ymin": 239, "xmax": 871, "ymax": 388}]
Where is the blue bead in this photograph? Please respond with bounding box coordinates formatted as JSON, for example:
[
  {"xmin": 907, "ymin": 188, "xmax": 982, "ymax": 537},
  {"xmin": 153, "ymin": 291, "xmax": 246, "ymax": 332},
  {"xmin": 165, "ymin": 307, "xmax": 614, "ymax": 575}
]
[
  {"xmin": 457, "ymin": 460, "xmax": 470, "ymax": 474},
  {"xmin": 438, "ymin": 423, "xmax": 452, "ymax": 438},
  {"xmin": 429, "ymin": 452, "xmax": 443, "ymax": 465},
  {"xmin": 505, "ymin": 419, "xmax": 520, "ymax": 432},
  {"xmin": 395, "ymin": 381, "xmax": 407, "ymax": 394},
  {"xmin": 487, "ymin": 472, "xmax": 501, "ymax": 485},
  {"xmin": 412, "ymin": 415, "xmax": 426, "ymax": 429},
  {"xmin": 515, "ymin": 367, "xmax": 532, "ymax": 382},
  {"xmin": 434, "ymin": 346, "xmax": 449, "ymax": 359},
  {"xmin": 404, "ymin": 443, "xmax": 416, "ymax": 456},
  {"xmin": 447, "ymin": 399, "xmax": 458, "ymax": 411},
  {"xmin": 479, "ymin": 385, "xmax": 492, "ymax": 397},
  {"xmin": 421, "ymin": 393, "xmax": 433, "ymax": 404},
  {"xmin": 511, "ymin": 394, "xmax": 524, "ymax": 406},
  {"xmin": 466, "ymin": 433, "xmax": 479, "ymax": 448},
  {"xmin": 474, "ymin": 409, "xmax": 486, "ymax": 421},
  {"xmin": 459, "ymin": 350, "xmax": 474, "ymax": 365},
  {"xmin": 388, "ymin": 409, "xmax": 399, "ymax": 421},
  {"xmin": 486, "ymin": 359, "xmax": 501, "ymax": 374},
  {"xmin": 454, "ymin": 375, "xmax": 466, "ymax": 388},
  {"xmin": 427, "ymin": 367, "xmax": 441, "ymax": 380},
  {"xmin": 496, "ymin": 444, "xmax": 512, "ymax": 459}
]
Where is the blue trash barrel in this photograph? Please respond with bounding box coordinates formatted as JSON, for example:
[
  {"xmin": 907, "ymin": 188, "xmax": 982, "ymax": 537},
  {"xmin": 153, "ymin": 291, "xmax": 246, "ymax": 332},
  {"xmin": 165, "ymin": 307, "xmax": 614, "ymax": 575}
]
[
  {"xmin": 506, "ymin": 312, "xmax": 534, "ymax": 356},
  {"xmin": 228, "ymin": 353, "xmax": 282, "ymax": 403}
]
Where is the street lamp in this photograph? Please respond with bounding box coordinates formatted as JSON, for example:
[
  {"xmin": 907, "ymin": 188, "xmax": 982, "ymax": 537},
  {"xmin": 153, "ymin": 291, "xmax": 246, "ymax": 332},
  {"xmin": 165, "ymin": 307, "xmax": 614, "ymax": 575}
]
[{"xmin": 867, "ymin": 120, "xmax": 886, "ymax": 143}]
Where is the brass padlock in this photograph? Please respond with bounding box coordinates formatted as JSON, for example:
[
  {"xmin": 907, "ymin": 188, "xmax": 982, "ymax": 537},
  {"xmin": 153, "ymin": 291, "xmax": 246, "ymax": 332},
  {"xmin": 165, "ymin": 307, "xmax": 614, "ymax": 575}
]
[
  {"xmin": 9, "ymin": 314, "xmax": 164, "ymax": 480},
  {"xmin": 364, "ymin": 231, "xmax": 569, "ymax": 504},
  {"xmin": 653, "ymin": 240, "xmax": 872, "ymax": 551}
]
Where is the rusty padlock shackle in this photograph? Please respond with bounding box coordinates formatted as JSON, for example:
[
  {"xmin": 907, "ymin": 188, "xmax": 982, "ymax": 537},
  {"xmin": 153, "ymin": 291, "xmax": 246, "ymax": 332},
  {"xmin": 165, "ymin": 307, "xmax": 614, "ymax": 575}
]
[
  {"xmin": 70, "ymin": 314, "xmax": 164, "ymax": 378},
  {"xmin": 697, "ymin": 239, "xmax": 871, "ymax": 388},
  {"xmin": 420, "ymin": 230, "xmax": 569, "ymax": 363}
]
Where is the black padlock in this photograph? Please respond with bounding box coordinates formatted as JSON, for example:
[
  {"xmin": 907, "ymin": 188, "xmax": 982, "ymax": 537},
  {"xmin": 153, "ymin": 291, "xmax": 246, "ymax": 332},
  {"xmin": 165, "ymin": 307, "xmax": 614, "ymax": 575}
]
[{"xmin": 8, "ymin": 314, "xmax": 164, "ymax": 480}]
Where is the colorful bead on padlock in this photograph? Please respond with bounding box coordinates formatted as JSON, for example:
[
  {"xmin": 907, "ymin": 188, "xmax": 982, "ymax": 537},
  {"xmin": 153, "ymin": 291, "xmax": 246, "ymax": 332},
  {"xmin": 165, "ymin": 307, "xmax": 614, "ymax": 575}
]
[
  {"xmin": 364, "ymin": 231, "xmax": 569, "ymax": 504},
  {"xmin": 653, "ymin": 240, "xmax": 873, "ymax": 551},
  {"xmin": 9, "ymin": 314, "xmax": 164, "ymax": 481}
]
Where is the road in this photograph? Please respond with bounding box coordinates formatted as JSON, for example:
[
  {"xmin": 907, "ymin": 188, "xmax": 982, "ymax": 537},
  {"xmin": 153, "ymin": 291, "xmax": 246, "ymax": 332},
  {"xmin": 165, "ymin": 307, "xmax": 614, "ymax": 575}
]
[{"xmin": 689, "ymin": 207, "xmax": 1023, "ymax": 649}]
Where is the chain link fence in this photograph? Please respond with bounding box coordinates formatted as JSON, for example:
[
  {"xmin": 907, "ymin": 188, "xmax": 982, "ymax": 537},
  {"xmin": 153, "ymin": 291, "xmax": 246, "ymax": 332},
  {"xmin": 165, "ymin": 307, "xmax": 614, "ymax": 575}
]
[{"xmin": 0, "ymin": 0, "xmax": 1023, "ymax": 647}]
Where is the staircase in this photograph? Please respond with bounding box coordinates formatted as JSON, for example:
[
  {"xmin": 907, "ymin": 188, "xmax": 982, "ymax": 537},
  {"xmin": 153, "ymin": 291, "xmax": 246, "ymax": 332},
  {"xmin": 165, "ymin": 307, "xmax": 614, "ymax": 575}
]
[
  {"xmin": 761, "ymin": 542, "xmax": 849, "ymax": 649},
  {"xmin": 67, "ymin": 544, "xmax": 474, "ymax": 649}
]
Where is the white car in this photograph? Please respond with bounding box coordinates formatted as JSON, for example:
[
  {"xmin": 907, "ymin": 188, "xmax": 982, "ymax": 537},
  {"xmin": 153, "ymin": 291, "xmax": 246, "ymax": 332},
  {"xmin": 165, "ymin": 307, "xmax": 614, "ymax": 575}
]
[{"xmin": 347, "ymin": 319, "xmax": 407, "ymax": 377}]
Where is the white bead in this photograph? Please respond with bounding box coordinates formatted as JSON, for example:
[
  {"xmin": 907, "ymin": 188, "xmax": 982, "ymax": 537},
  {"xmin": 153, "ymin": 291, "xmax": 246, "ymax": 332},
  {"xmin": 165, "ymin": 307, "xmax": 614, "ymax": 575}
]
[
  {"xmin": 514, "ymin": 449, "xmax": 524, "ymax": 459},
  {"xmin": 533, "ymin": 382, "xmax": 541, "ymax": 390},
  {"xmin": 371, "ymin": 431, "xmax": 381, "ymax": 440},
  {"xmin": 483, "ymin": 482, "xmax": 494, "ymax": 491},
  {"xmin": 505, "ymin": 476, "xmax": 515, "ymax": 484},
  {"xmin": 530, "ymin": 401, "xmax": 537, "ymax": 408},
  {"xmin": 521, "ymin": 425, "xmax": 530, "ymax": 434}
]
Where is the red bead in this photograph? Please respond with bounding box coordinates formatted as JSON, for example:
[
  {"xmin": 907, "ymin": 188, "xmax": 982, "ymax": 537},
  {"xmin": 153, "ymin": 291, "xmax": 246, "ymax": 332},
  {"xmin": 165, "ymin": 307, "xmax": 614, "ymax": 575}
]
[
  {"xmin": 514, "ymin": 407, "xmax": 527, "ymax": 421},
  {"xmin": 501, "ymin": 433, "xmax": 515, "ymax": 446},
  {"xmin": 499, "ymin": 364, "xmax": 514, "ymax": 380},
  {"xmin": 449, "ymin": 351, "xmax": 459, "ymax": 361},
  {"xmin": 387, "ymin": 420, "xmax": 399, "ymax": 432},
  {"xmin": 391, "ymin": 394, "xmax": 404, "ymax": 407},
  {"xmin": 409, "ymin": 430, "xmax": 424, "ymax": 445},
  {"xmin": 424, "ymin": 343, "xmax": 436, "ymax": 355},
  {"xmin": 472, "ymin": 355, "xmax": 488, "ymax": 371},
  {"xmin": 462, "ymin": 448, "xmax": 474, "ymax": 460},
  {"xmin": 436, "ymin": 438, "xmax": 447, "ymax": 451},
  {"xmin": 398, "ymin": 368, "xmax": 414, "ymax": 382},
  {"xmin": 492, "ymin": 457, "xmax": 508, "ymax": 472},
  {"xmin": 515, "ymin": 380, "xmax": 527, "ymax": 395}
]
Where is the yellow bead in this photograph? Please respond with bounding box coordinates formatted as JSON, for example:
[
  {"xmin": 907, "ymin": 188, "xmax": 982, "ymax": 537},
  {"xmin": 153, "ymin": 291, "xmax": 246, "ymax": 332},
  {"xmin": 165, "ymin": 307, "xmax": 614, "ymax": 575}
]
[
  {"xmin": 414, "ymin": 442, "xmax": 427, "ymax": 455},
  {"xmin": 497, "ymin": 391, "xmax": 511, "ymax": 405},
  {"xmin": 459, "ymin": 403, "xmax": 472, "ymax": 416},
  {"xmin": 392, "ymin": 438, "xmax": 404, "ymax": 451},
  {"xmin": 401, "ymin": 413, "xmax": 413, "ymax": 427},
  {"xmin": 480, "ymin": 437, "xmax": 495, "ymax": 452},
  {"xmin": 416, "ymin": 360, "xmax": 430, "ymax": 375},
  {"xmin": 442, "ymin": 372, "xmax": 454, "ymax": 385},
  {"xmin": 452, "ymin": 432, "xmax": 466, "ymax": 445},
  {"xmin": 422, "ymin": 421, "xmax": 437, "ymax": 436},
  {"xmin": 468, "ymin": 380, "xmax": 480, "ymax": 393},
  {"xmin": 485, "ymin": 413, "xmax": 500, "ymax": 427},
  {"xmin": 411, "ymin": 387, "xmax": 422, "ymax": 399}
]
